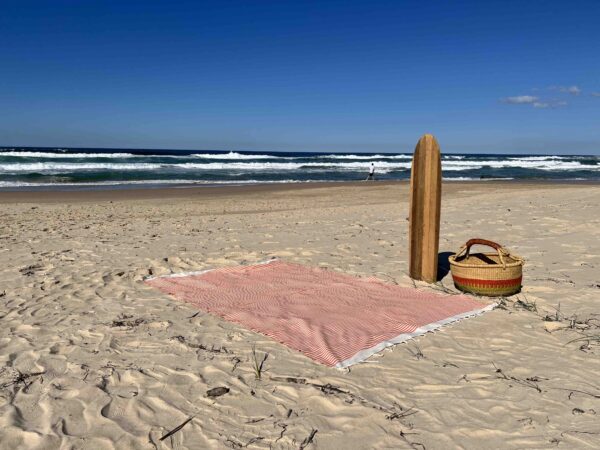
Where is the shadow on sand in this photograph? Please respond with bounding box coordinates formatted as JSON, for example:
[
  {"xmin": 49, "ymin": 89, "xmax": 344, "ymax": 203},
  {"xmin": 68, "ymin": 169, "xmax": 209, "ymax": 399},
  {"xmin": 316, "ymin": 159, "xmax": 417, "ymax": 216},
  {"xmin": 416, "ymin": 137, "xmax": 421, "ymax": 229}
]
[{"xmin": 437, "ymin": 251, "xmax": 454, "ymax": 282}]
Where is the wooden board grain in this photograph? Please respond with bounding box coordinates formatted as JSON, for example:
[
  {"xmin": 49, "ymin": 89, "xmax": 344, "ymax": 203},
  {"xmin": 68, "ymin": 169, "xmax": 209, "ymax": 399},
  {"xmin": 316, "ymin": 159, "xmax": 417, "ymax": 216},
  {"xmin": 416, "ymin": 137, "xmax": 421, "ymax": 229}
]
[{"xmin": 409, "ymin": 134, "xmax": 442, "ymax": 283}]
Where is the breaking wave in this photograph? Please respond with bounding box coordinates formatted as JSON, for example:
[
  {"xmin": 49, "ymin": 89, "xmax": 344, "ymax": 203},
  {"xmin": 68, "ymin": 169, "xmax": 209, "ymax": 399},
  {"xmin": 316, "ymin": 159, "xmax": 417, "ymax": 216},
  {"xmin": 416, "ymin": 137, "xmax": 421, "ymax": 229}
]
[{"xmin": 0, "ymin": 147, "xmax": 598, "ymax": 188}]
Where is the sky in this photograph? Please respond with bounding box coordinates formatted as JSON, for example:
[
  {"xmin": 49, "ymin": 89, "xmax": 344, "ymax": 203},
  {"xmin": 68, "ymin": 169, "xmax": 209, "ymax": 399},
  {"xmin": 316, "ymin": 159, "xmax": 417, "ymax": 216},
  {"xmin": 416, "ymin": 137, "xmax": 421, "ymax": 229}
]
[{"xmin": 1, "ymin": 0, "xmax": 599, "ymax": 154}]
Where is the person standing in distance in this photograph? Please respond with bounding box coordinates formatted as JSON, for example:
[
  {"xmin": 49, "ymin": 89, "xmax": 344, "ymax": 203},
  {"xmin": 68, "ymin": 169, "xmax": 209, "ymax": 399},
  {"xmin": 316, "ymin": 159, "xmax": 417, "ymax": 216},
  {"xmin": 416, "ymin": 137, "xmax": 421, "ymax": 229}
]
[{"xmin": 365, "ymin": 162, "xmax": 375, "ymax": 181}]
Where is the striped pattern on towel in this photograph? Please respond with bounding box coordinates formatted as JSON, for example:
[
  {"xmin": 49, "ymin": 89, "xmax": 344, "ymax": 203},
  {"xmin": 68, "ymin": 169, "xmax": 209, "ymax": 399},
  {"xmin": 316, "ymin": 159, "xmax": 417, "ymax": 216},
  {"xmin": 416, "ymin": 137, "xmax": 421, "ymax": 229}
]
[{"xmin": 145, "ymin": 260, "xmax": 494, "ymax": 368}]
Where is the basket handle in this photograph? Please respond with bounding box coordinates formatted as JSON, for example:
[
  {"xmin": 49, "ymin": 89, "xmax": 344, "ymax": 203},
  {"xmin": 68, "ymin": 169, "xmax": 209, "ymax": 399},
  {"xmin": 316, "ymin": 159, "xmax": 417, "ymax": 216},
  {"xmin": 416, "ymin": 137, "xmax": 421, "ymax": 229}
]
[{"xmin": 456, "ymin": 238, "xmax": 509, "ymax": 269}]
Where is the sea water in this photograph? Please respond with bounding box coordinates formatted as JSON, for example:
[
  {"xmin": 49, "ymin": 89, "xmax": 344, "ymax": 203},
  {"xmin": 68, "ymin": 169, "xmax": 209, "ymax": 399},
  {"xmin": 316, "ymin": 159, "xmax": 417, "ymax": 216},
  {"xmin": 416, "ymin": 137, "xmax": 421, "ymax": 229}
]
[{"xmin": 0, "ymin": 148, "xmax": 598, "ymax": 190}]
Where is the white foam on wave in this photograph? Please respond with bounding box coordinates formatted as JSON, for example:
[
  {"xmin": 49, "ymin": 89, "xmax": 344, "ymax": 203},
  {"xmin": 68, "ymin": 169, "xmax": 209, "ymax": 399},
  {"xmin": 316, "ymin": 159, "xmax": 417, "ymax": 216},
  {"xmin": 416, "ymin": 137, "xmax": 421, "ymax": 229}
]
[
  {"xmin": 174, "ymin": 160, "xmax": 599, "ymax": 172},
  {"xmin": 0, "ymin": 150, "xmax": 275, "ymax": 160},
  {"xmin": 172, "ymin": 161, "xmax": 412, "ymax": 173},
  {"xmin": 0, "ymin": 179, "xmax": 309, "ymax": 188},
  {"xmin": 0, "ymin": 151, "xmax": 137, "ymax": 158},
  {"xmin": 192, "ymin": 151, "xmax": 274, "ymax": 160},
  {"xmin": 0, "ymin": 162, "xmax": 162, "ymax": 172},
  {"xmin": 1, "ymin": 160, "xmax": 408, "ymax": 174},
  {"xmin": 442, "ymin": 159, "xmax": 599, "ymax": 171},
  {"xmin": 1, "ymin": 157, "xmax": 597, "ymax": 174},
  {"xmin": 0, "ymin": 177, "xmax": 530, "ymax": 189},
  {"xmin": 318, "ymin": 154, "xmax": 412, "ymax": 160},
  {"xmin": 507, "ymin": 155, "xmax": 564, "ymax": 161}
]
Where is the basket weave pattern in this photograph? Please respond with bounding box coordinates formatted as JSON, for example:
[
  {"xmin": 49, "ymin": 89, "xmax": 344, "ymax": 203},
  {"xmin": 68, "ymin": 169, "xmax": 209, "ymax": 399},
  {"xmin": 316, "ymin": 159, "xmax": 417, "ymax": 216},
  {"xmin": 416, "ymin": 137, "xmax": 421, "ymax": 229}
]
[{"xmin": 449, "ymin": 239, "xmax": 524, "ymax": 297}]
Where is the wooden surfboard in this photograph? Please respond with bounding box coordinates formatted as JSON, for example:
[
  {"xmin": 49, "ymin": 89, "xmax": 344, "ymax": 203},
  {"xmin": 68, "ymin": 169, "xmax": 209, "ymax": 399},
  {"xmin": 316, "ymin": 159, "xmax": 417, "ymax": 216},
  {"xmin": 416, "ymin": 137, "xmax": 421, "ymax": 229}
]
[{"xmin": 409, "ymin": 134, "xmax": 442, "ymax": 283}]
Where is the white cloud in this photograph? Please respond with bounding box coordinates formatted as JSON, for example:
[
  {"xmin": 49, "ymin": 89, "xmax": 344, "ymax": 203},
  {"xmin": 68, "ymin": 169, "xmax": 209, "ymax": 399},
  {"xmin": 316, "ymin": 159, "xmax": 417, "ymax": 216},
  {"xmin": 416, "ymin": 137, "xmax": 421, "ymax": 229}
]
[
  {"xmin": 502, "ymin": 95, "xmax": 567, "ymax": 109},
  {"xmin": 534, "ymin": 100, "xmax": 567, "ymax": 109},
  {"xmin": 501, "ymin": 87, "xmax": 577, "ymax": 108},
  {"xmin": 503, "ymin": 95, "xmax": 538, "ymax": 104},
  {"xmin": 550, "ymin": 85, "xmax": 582, "ymax": 95},
  {"xmin": 560, "ymin": 85, "xmax": 581, "ymax": 95}
]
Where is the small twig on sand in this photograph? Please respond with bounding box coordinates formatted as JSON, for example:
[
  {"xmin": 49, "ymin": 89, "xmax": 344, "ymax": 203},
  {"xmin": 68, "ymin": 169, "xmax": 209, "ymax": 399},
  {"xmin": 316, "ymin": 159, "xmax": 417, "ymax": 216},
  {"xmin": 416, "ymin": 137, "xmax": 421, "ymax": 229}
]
[
  {"xmin": 560, "ymin": 430, "xmax": 600, "ymax": 437},
  {"xmin": 172, "ymin": 335, "xmax": 231, "ymax": 354},
  {"xmin": 514, "ymin": 295, "xmax": 537, "ymax": 312},
  {"xmin": 495, "ymin": 297, "xmax": 509, "ymax": 310},
  {"xmin": 111, "ymin": 315, "xmax": 146, "ymax": 328},
  {"xmin": 429, "ymin": 282, "xmax": 458, "ymax": 295},
  {"xmin": 225, "ymin": 437, "xmax": 243, "ymax": 448},
  {"xmin": 387, "ymin": 408, "xmax": 418, "ymax": 421},
  {"xmin": 408, "ymin": 345, "xmax": 425, "ymax": 360},
  {"xmin": 550, "ymin": 387, "xmax": 600, "ymax": 399},
  {"xmin": 375, "ymin": 272, "xmax": 399, "ymax": 285},
  {"xmin": 566, "ymin": 334, "xmax": 600, "ymax": 345},
  {"xmin": 491, "ymin": 363, "xmax": 544, "ymax": 393},
  {"xmin": 0, "ymin": 370, "xmax": 46, "ymax": 390},
  {"xmin": 160, "ymin": 416, "xmax": 194, "ymax": 441},
  {"xmin": 275, "ymin": 423, "xmax": 288, "ymax": 442},
  {"xmin": 231, "ymin": 356, "xmax": 242, "ymax": 372},
  {"xmin": 399, "ymin": 429, "xmax": 426, "ymax": 450},
  {"xmin": 245, "ymin": 436, "xmax": 264, "ymax": 446},
  {"xmin": 299, "ymin": 429, "xmax": 318, "ymax": 449},
  {"xmin": 271, "ymin": 376, "xmax": 416, "ymax": 421}
]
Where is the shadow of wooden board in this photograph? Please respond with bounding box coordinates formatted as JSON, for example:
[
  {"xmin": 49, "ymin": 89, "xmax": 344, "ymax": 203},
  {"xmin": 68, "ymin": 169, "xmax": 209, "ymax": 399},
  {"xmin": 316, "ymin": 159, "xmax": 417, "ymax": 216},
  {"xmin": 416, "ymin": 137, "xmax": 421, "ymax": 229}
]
[{"xmin": 409, "ymin": 134, "xmax": 442, "ymax": 283}]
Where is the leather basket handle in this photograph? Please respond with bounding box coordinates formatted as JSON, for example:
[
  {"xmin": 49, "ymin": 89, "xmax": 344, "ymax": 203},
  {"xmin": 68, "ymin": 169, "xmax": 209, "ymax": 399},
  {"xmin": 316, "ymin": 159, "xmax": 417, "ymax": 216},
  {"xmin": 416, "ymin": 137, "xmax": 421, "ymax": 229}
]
[
  {"xmin": 465, "ymin": 238, "xmax": 502, "ymax": 251},
  {"xmin": 456, "ymin": 238, "xmax": 508, "ymax": 268}
]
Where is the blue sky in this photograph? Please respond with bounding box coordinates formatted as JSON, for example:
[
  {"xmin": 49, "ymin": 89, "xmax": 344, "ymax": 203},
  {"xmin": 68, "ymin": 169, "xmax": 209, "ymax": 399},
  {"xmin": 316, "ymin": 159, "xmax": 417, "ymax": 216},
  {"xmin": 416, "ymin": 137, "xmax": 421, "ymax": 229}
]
[{"xmin": 1, "ymin": 0, "xmax": 598, "ymax": 154}]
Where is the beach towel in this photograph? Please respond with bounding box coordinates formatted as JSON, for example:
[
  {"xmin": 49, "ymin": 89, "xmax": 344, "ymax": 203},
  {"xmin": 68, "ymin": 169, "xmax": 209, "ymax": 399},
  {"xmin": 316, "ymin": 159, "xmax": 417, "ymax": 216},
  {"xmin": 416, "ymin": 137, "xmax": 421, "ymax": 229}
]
[{"xmin": 146, "ymin": 260, "xmax": 494, "ymax": 368}]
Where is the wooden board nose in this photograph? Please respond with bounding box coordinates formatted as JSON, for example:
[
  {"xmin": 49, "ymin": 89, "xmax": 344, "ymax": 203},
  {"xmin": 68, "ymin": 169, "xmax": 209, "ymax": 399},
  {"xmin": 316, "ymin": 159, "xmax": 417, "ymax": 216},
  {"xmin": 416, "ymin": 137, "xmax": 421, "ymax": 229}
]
[{"xmin": 409, "ymin": 134, "xmax": 442, "ymax": 283}]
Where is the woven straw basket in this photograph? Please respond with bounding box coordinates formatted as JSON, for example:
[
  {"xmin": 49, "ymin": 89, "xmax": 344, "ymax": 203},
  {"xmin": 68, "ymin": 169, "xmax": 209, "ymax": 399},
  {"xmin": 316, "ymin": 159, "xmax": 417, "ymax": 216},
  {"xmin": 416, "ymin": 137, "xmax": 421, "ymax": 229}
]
[{"xmin": 449, "ymin": 238, "xmax": 524, "ymax": 297}]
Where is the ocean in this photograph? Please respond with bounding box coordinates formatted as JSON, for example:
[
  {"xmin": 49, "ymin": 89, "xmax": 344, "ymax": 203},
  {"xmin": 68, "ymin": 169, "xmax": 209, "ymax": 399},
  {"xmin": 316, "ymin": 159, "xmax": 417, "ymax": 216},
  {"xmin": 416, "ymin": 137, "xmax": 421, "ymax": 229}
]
[{"xmin": 0, "ymin": 148, "xmax": 598, "ymax": 190}]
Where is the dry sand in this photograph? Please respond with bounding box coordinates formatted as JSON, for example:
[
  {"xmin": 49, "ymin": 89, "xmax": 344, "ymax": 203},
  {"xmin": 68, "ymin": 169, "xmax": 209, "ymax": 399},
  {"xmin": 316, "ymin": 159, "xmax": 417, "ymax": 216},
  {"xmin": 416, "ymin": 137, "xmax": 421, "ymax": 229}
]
[{"xmin": 0, "ymin": 181, "xmax": 599, "ymax": 449}]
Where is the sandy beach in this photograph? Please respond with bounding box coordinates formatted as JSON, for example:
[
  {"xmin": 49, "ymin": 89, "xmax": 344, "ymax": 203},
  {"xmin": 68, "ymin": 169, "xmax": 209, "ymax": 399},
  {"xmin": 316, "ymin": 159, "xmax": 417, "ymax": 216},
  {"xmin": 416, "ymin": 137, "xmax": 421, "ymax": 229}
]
[{"xmin": 1, "ymin": 181, "xmax": 599, "ymax": 449}]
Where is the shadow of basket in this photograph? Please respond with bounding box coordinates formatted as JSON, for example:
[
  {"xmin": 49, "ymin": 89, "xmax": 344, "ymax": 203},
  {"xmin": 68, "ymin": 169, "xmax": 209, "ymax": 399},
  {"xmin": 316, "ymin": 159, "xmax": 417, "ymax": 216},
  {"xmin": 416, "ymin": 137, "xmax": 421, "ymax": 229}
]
[{"xmin": 437, "ymin": 251, "xmax": 454, "ymax": 282}]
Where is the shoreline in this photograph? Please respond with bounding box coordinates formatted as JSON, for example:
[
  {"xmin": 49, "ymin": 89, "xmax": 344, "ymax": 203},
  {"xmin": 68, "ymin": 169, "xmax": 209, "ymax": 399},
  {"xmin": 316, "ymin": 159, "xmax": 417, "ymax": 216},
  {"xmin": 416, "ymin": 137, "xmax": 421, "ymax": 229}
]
[{"xmin": 1, "ymin": 179, "xmax": 599, "ymax": 203}]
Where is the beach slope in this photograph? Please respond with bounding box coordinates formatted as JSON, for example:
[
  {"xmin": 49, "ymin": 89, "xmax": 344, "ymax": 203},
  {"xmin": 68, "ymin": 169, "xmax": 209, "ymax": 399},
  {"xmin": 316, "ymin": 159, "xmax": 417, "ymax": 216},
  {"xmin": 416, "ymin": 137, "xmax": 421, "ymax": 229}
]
[{"xmin": 0, "ymin": 182, "xmax": 599, "ymax": 449}]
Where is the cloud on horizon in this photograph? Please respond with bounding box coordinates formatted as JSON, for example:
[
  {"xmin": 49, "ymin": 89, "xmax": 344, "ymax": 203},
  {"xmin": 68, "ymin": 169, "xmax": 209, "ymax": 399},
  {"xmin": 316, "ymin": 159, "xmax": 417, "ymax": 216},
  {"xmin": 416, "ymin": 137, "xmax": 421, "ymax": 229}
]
[
  {"xmin": 533, "ymin": 100, "xmax": 568, "ymax": 109},
  {"xmin": 560, "ymin": 85, "xmax": 581, "ymax": 95},
  {"xmin": 502, "ymin": 95, "xmax": 567, "ymax": 109},
  {"xmin": 592, "ymin": 92, "xmax": 600, "ymax": 97},
  {"xmin": 503, "ymin": 95, "xmax": 538, "ymax": 104},
  {"xmin": 549, "ymin": 85, "xmax": 582, "ymax": 95},
  {"xmin": 502, "ymin": 84, "xmax": 584, "ymax": 108}
]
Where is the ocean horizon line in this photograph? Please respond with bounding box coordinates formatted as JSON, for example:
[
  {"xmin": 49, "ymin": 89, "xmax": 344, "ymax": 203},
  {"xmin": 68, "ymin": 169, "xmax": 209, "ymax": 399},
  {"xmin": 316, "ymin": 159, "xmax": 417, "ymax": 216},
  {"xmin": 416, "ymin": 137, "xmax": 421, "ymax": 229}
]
[{"xmin": 2, "ymin": 146, "xmax": 598, "ymax": 158}]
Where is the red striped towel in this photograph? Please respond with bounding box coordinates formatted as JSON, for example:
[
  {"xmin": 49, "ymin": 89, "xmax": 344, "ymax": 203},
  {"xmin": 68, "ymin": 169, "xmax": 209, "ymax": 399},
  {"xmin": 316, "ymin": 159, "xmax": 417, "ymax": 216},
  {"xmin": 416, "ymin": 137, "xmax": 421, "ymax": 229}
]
[{"xmin": 146, "ymin": 260, "xmax": 494, "ymax": 368}]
